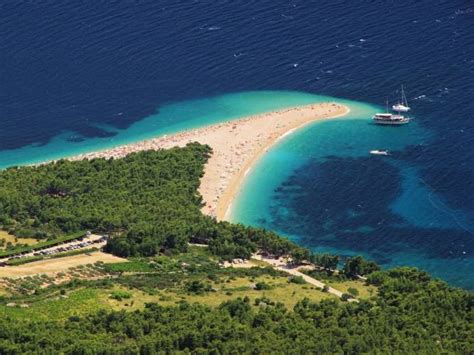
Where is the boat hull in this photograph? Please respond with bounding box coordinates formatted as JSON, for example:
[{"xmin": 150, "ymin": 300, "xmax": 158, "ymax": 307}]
[
  {"xmin": 370, "ymin": 150, "xmax": 389, "ymax": 155},
  {"xmin": 373, "ymin": 119, "xmax": 410, "ymax": 125}
]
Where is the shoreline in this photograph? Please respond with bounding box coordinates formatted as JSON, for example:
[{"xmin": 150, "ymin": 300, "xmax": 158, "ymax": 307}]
[
  {"xmin": 218, "ymin": 104, "xmax": 350, "ymax": 220},
  {"xmin": 65, "ymin": 102, "xmax": 350, "ymax": 220}
]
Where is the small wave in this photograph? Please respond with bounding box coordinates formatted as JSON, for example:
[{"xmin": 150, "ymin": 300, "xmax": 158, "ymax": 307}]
[
  {"xmin": 200, "ymin": 25, "xmax": 221, "ymax": 31},
  {"xmin": 437, "ymin": 87, "xmax": 450, "ymax": 96},
  {"xmin": 455, "ymin": 8, "xmax": 474, "ymax": 16},
  {"xmin": 359, "ymin": 38, "xmax": 366, "ymax": 42},
  {"xmin": 413, "ymin": 94, "xmax": 434, "ymax": 102},
  {"xmin": 281, "ymin": 14, "xmax": 294, "ymax": 20}
]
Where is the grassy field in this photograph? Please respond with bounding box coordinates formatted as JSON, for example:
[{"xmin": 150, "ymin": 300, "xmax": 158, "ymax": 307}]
[
  {"xmin": 0, "ymin": 275, "xmax": 336, "ymax": 321},
  {"xmin": 0, "ymin": 270, "xmax": 342, "ymax": 321},
  {"xmin": 0, "ymin": 246, "xmax": 376, "ymax": 321},
  {"xmin": 328, "ymin": 279, "xmax": 377, "ymax": 299},
  {"xmin": 0, "ymin": 252, "xmax": 126, "ymax": 278},
  {"xmin": 101, "ymin": 274, "xmax": 337, "ymax": 311},
  {"xmin": 1, "ymin": 288, "xmax": 114, "ymax": 321},
  {"xmin": 0, "ymin": 230, "xmax": 38, "ymax": 249}
]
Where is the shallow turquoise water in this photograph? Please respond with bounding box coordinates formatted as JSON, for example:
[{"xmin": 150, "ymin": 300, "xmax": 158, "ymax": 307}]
[
  {"xmin": 230, "ymin": 98, "xmax": 430, "ymax": 224},
  {"xmin": 230, "ymin": 94, "xmax": 474, "ymax": 289},
  {"xmin": 1, "ymin": 89, "xmax": 472, "ymax": 289},
  {"xmin": 0, "ymin": 91, "xmax": 327, "ymax": 169}
]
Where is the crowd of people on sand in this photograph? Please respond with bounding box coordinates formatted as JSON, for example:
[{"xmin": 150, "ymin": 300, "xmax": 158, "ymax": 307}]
[{"xmin": 67, "ymin": 102, "xmax": 346, "ymax": 218}]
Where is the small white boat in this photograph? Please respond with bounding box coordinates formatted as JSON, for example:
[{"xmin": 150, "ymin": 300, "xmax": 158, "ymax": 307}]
[
  {"xmin": 392, "ymin": 85, "xmax": 411, "ymax": 112},
  {"xmin": 370, "ymin": 150, "xmax": 389, "ymax": 156}
]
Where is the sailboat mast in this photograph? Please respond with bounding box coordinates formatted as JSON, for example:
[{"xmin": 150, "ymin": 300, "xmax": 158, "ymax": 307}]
[{"xmin": 401, "ymin": 85, "xmax": 407, "ymax": 106}]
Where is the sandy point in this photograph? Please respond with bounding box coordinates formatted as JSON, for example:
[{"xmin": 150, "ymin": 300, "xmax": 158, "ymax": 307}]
[
  {"xmin": 209, "ymin": 102, "xmax": 350, "ymax": 220},
  {"xmin": 68, "ymin": 102, "xmax": 350, "ymax": 221}
]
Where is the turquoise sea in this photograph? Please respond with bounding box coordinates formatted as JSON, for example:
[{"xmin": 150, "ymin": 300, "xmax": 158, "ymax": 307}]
[
  {"xmin": 0, "ymin": 91, "xmax": 329, "ymax": 169},
  {"xmin": 230, "ymin": 93, "xmax": 474, "ymax": 289}
]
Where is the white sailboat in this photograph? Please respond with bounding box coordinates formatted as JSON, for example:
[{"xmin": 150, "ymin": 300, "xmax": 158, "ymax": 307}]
[{"xmin": 392, "ymin": 85, "xmax": 410, "ymax": 112}]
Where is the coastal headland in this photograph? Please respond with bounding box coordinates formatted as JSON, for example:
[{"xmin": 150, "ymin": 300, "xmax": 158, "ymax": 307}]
[{"xmin": 71, "ymin": 102, "xmax": 350, "ymax": 220}]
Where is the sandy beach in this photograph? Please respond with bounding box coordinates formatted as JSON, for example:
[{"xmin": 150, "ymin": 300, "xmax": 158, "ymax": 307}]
[{"xmin": 70, "ymin": 102, "xmax": 349, "ymax": 220}]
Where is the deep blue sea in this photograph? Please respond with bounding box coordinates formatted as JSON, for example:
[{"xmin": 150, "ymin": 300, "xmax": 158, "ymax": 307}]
[{"xmin": 1, "ymin": 1, "xmax": 473, "ymax": 288}]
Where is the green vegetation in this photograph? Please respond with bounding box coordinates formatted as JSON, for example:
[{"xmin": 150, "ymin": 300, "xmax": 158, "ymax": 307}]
[
  {"xmin": 4, "ymin": 255, "xmax": 44, "ymax": 266},
  {"xmin": 289, "ymin": 275, "xmax": 306, "ymax": 284},
  {"xmin": 184, "ymin": 280, "xmax": 212, "ymax": 295},
  {"xmin": 343, "ymin": 255, "xmax": 380, "ymax": 277},
  {"xmin": 0, "ymin": 249, "xmax": 331, "ymax": 318},
  {"xmin": 0, "ymin": 231, "xmax": 85, "ymax": 258},
  {"xmin": 4, "ymin": 247, "xmax": 99, "ymax": 266},
  {"xmin": 310, "ymin": 253, "xmax": 339, "ymax": 272},
  {"xmin": 110, "ymin": 290, "xmax": 132, "ymax": 301},
  {"xmin": 0, "ymin": 145, "xmax": 308, "ymax": 261},
  {"xmin": 0, "ymin": 144, "xmax": 472, "ymax": 353},
  {"xmin": 0, "ymin": 230, "xmax": 38, "ymax": 250},
  {"xmin": 102, "ymin": 260, "xmax": 155, "ymax": 273},
  {"xmin": 302, "ymin": 265, "xmax": 378, "ymax": 299},
  {"xmin": 0, "ymin": 267, "xmax": 471, "ymax": 353},
  {"xmin": 254, "ymin": 281, "xmax": 272, "ymax": 290},
  {"xmin": 347, "ymin": 287, "xmax": 359, "ymax": 296}
]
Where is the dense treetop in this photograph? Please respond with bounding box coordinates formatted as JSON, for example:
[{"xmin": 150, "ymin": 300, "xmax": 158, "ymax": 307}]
[
  {"xmin": 0, "ymin": 144, "xmax": 306, "ymax": 260},
  {"xmin": 0, "ymin": 144, "xmax": 472, "ymax": 353},
  {"xmin": 0, "ymin": 268, "xmax": 472, "ymax": 353},
  {"xmin": 0, "ymin": 143, "xmax": 210, "ymax": 237}
]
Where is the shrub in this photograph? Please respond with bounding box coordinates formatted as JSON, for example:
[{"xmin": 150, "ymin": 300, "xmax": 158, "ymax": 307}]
[
  {"xmin": 184, "ymin": 280, "xmax": 211, "ymax": 295},
  {"xmin": 110, "ymin": 290, "xmax": 132, "ymax": 301},
  {"xmin": 347, "ymin": 287, "xmax": 359, "ymax": 296},
  {"xmin": 341, "ymin": 293, "xmax": 353, "ymax": 302},
  {"xmin": 255, "ymin": 297, "xmax": 275, "ymax": 306},
  {"xmin": 255, "ymin": 282, "xmax": 272, "ymax": 290},
  {"xmin": 289, "ymin": 276, "xmax": 306, "ymax": 284}
]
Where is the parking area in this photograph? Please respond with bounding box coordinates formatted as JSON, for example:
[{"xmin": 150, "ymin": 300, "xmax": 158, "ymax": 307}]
[{"xmin": 0, "ymin": 234, "xmax": 109, "ymax": 264}]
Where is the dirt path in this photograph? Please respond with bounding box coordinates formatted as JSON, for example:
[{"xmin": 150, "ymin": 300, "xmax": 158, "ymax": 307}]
[{"xmin": 251, "ymin": 255, "xmax": 346, "ymax": 298}]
